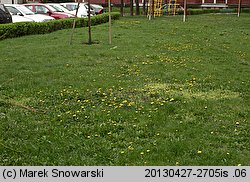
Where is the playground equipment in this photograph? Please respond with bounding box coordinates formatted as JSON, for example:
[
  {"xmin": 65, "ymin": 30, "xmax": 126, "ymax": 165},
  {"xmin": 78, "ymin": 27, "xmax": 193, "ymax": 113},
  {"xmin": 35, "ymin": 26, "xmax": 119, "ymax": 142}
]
[
  {"xmin": 147, "ymin": 0, "xmax": 163, "ymax": 19},
  {"xmin": 167, "ymin": 0, "xmax": 178, "ymax": 16},
  {"xmin": 147, "ymin": 0, "xmax": 178, "ymax": 19}
]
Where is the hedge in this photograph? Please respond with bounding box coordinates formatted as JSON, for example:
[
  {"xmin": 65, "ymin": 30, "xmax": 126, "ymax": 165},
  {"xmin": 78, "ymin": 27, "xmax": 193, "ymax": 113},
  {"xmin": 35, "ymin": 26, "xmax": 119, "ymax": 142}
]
[
  {"xmin": 0, "ymin": 12, "xmax": 120, "ymax": 41},
  {"xmin": 176, "ymin": 8, "xmax": 237, "ymax": 15}
]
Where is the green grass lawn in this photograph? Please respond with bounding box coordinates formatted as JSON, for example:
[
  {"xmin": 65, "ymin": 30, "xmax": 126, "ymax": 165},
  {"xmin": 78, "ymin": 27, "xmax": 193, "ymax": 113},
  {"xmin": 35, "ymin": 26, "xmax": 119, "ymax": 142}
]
[{"xmin": 0, "ymin": 14, "xmax": 249, "ymax": 166}]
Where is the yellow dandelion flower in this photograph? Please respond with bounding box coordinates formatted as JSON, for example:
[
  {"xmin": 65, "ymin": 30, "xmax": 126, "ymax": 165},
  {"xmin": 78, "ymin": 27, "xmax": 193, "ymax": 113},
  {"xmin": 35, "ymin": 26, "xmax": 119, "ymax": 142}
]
[
  {"xmin": 170, "ymin": 98, "xmax": 175, "ymax": 102},
  {"xmin": 128, "ymin": 146, "xmax": 134, "ymax": 150},
  {"xmin": 197, "ymin": 150, "xmax": 202, "ymax": 154},
  {"xmin": 140, "ymin": 152, "xmax": 144, "ymax": 155}
]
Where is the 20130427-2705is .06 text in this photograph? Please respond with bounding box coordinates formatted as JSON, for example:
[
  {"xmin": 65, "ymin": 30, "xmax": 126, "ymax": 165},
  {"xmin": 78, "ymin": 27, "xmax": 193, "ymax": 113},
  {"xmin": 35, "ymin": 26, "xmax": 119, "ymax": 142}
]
[{"xmin": 145, "ymin": 168, "xmax": 247, "ymax": 178}]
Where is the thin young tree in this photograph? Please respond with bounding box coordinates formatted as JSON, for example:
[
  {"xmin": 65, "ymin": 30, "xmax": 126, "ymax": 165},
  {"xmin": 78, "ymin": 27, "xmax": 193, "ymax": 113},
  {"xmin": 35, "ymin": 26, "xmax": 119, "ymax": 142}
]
[
  {"xmin": 135, "ymin": 0, "xmax": 140, "ymax": 15},
  {"xmin": 143, "ymin": 0, "xmax": 146, "ymax": 15},
  {"xmin": 130, "ymin": 0, "xmax": 134, "ymax": 16},
  {"xmin": 109, "ymin": 0, "xmax": 112, "ymax": 44},
  {"xmin": 120, "ymin": 0, "xmax": 124, "ymax": 16}
]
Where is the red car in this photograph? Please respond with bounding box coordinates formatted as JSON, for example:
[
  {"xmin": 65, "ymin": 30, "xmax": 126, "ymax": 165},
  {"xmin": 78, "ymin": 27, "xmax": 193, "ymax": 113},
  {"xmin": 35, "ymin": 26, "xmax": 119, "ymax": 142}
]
[{"xmin": 23, "ymin": 3, "xmax": 74, "ymax": 19}]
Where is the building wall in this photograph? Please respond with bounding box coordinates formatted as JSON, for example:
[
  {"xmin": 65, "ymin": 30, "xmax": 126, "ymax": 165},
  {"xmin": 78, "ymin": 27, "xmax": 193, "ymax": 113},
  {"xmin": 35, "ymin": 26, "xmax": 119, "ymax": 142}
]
[
  {"xmin": 228, "ymin": 0, "xmax": 250, "ymax": 5},
  {"xmin": 12, "ymin": 0, "xmax": 250, "ymax": 6},
  {"xmin": 0, "ymin": 0, "xmax": 23, "ymax": 3}
]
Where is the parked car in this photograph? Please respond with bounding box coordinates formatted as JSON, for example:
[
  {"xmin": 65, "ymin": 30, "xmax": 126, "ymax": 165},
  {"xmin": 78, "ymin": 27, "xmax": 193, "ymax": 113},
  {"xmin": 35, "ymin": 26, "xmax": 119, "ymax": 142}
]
[
  {"xmin": 0, "ymin": 4, "xmax": 12, "ymax": 24},
  {"xmin": 82, "ymin": 3, "xmax": 102, "ymax": 15},
  {"xmin": 90, "ymin": 4, "xmax": 104, "ymax": 15},
  {"xmin": 11, "ymin": 15, "xmax": 34, "ymax": 23},
  {"xmin": 5, "ymin": 4, "xmax": 54, "ymax": 22},
  {"xmin": 46, "ymin": 3, "xmax": 75, "ymax": 15},
  {"xmin": 161, "ymin": 4, "xmax": 184, "ymax": 15},
  {"xmin": 60, "ymin": 3, "xmax": 95, "ymax": 18},
  {"xmin": 23, "ymin": 3, "xmax": 74, "ymax": 19}
]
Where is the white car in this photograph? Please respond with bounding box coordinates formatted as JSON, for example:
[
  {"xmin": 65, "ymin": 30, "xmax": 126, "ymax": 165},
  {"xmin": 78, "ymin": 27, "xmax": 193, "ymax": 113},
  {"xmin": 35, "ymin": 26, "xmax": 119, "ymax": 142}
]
[
  {"xmin": 60, "ymin": 3, "xmax": 94, "ymax": 18},
  {"xmin": 11, "ymin": 15, "xmax": 34, "ymax": 23},
  {"xmin": 5, "ymin": 4, "xmax": 55, "ymax": 22}
]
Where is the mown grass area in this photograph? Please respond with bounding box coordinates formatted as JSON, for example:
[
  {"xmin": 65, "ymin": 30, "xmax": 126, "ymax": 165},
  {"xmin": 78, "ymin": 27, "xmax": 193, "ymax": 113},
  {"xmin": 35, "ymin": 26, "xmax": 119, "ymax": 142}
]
[{"xmin": 0, "ymin": 14, "xmax": 249, "ymax": 166}]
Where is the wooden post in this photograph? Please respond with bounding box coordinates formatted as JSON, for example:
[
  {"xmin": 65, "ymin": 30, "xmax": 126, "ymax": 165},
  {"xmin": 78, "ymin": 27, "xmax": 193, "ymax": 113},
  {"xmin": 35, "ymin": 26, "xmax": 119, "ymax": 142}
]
[
  {"xmin": 183, "ymin": 0, "xmax": 187, "ymax": 22},
  {"xmin": 152, "ymin": 0, "xmax": 155, "ymax": 17},
  {"xmin": 69, "ymin": 1, "xmax": 81, "ymax": 45},
  {"xmin": 108, "ymin": 0, "xmax": 112, "ymax": 44},
  {"xmin": 148, "ymin": 0, "xmax": 152, "ymax": 20},
  {"xmin": 237, "ymin": 0, "xmax": 241, "ymax": 17},
  {"xmin": 88, "ymin": 0, "xmax": 92, "ymax": 45}
]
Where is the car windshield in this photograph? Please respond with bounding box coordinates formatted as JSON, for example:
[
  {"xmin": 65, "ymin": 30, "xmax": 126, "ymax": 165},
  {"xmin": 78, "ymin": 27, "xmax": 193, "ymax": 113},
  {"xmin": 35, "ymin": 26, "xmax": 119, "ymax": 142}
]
[
  {"xmin": 49, "ymin": 5, "xmax": 63, "ymax": 12},
  {"xmin": 17, "ymin": 6, "xmax": 35, "ymax": 15},
  {"xmin": 50, "ymin": 4, "xmax": 68, "ymax": 12},
  {"xmin": 65, "ymin": 4, "xmax": 77, "ymax": 11}
]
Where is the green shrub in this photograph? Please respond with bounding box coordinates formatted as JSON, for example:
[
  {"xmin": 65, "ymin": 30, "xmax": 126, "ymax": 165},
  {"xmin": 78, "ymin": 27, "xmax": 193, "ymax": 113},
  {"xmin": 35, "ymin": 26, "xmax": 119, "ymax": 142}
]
[
  {"xmin": 175, "ymin": 8, "xmax": 226, "ymax": 15},
  {"xmin": 0, "ymin": 12, "xmax": 120, "ymax": 41},
  {"xmin": 242, "ymin": 8, "xmax": 250, "ymax": 13}
]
